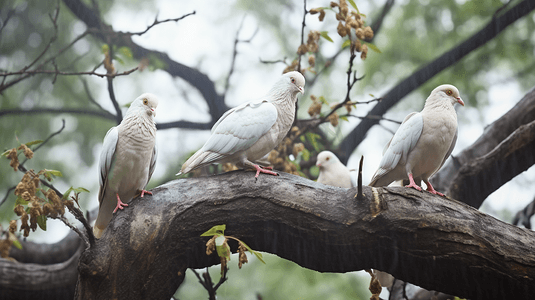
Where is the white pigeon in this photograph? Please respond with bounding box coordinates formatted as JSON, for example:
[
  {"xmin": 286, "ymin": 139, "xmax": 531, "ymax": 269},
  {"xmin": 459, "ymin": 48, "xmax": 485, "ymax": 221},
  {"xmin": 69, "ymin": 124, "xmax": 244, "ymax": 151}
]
[
  {"xmin": 369, "ymin": 84, "xmax": 464, "ymax": 196},
  {"xmin": 93, "ymin": 93, "xmax": 158, "ymax": 238},
  {"xmin": 178, "ymin": 71, "xmax": 305, "ymax": 178},
  {"xmin": 316, "ymin": 151, "xmax": 353, "ymax": 188}
]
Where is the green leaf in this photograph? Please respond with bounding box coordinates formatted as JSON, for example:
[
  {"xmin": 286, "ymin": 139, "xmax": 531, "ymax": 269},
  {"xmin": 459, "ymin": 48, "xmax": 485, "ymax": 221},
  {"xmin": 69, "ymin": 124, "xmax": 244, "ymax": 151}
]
[
  {"xmin": 45, "ymin": 169, "xmax": 63, "ymax": 177},
  {"xmin": 115, "ymin": 56, "xmax": 125, "ymax": 65},
  {"xmin": 318, "ymin": 96, "xmax": 329, "ymax": 105},
  {"xmin": 1, "ymin": 150, "xmax": 11, "ymax": 157},
  {"xmin": 201, "ymin": 224, "xmax": 226, "ymax": 236},
  {"xmin": 305, "ymin": 132, "xmax": 322, "ymax": 152},
  {"xmin": 62, "ymin": 187, "xmax": 73, "ymax": 200},
  {"xmin": 24, "ymin": 140, "xmax": 43, "ymax": 147},
  {"xmin": 301, "ymin": 148, "xmax": 310, "ymax": 161},
  {"xmin": 101, "ymin": 44, "xmax": 110, "ymax": 54},
  {"xmin": 340, "ymin": 116, "xmax": 349, "ymax": 122},
  {"xmin": 12, "ymin": 239, "xmax": 23, "ymax": 250},
  {"xmin": 341, "ymin": 39, "xmax": 351, "ymax": 49},
  {"xmin": 15, "ymin": 196, "xmax": 29, "ymax": 206},
  {"xmin": 366, "ymin": 42, "xmax": 382, "ymax": 53},
  {"xmin": 73, "ymin": 187, "xmax": 90, "ymax": 193},
  {"xmin": 118, "ymin": 46, "xmax": 133, "ymax": 59},
  {"xmin": 8, "ymin": 233, "xmax": 22, "ymax": 250},
  {"xmin": 320, "ymin": 31, "xmax": 334, "ymax": 43},
  {"xmin": 299, "ymin": 135, "xmax": 306, "ymax": 143},
  {"xmin": 37, "ymin": 215, "xmax": 47, "ymax": 231},
  {"xmin": 215, "ymin": 236, "xmax": 231, "ymax": 261},
  {"xmin": 347, "ymin": 0, "xmax": 359, "ymax": 12},
  {"xmin": 369, "ymin": 93, "xmax": 376, "ymax": 98},
  {"xmin": 238, "ymin": 240, "xmax": 265, "ymax": 264}
]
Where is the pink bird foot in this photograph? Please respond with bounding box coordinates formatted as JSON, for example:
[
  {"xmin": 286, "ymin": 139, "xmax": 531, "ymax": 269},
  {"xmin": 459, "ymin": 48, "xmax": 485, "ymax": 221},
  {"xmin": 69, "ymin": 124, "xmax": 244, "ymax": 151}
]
[
  {"xmin": 405, "ymin": 173, "xmax": 422, "ymax": 191},
  {"xmin": 113, "ymin": 193, "xmax": 128, "ymax": 213},
  {"xmin": 424, "ymin": 181, "xmax": 445, "ymax": 196},
  {"xmin": 253, "ymin": 164, "xmax": 279, "ymax": 178},
  {"xmin": 140, "ymin": 190, "xmax": 152, "ymax": 197}
]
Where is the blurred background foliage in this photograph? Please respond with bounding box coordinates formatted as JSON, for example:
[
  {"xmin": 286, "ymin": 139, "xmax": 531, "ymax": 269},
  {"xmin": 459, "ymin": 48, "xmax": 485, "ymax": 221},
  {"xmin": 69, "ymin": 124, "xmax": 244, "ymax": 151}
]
[{"xmin": 1, "ymin": 0, "xmax": 534, "ymax": 298}]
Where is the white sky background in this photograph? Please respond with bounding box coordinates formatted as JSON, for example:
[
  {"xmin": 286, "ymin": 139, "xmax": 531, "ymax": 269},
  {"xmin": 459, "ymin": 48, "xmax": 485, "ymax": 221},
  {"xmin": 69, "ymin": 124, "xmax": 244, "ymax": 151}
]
[{"xmin": 31, "ymin": 0, "xmax": 535, "ymax": 247}]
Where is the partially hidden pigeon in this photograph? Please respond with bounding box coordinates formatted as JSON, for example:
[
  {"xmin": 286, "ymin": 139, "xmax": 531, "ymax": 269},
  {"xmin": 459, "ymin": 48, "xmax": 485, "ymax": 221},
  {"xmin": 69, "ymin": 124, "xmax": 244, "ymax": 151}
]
[
  {"xmin": 178, "ymin": 71, "xmax": 305, "ymax": 178},
  {"xmin": 93, "ymin": 93, "xmax": 158, "ymax": 238},
  {"xmin": 316, "ymin": 151, "xmax": 353, "ymax": 188},
  {"xmin": 369, "ymin": 84, "xmax": 464, "ymax": 196}
]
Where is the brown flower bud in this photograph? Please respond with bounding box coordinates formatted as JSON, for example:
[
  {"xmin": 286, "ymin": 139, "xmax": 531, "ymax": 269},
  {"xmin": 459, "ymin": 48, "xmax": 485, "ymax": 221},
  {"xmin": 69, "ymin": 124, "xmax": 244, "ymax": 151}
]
[
  {"xmin": 330, "ymin": 1, "xmax": 339, "ymax": 8},
  {"xmin": 328, "ymin": 113, "xmax": 340, "ymax": 127},
  {"xmin": 292, "ymin": 143, "xmax": 305, "ymax": 157},
  {"xmin": 361, "ymin": 44, "xmax": 368, "ymax": 60},
  {"xmin": 308, "ymin": 55, "xmax": 315, "ymax": 67},
  {"xmin": 356, "ymin": 28, "xmax": 365, "ymax": 40},
  {"xmin": 354, "ymin": 40, "xmax": 362, "ymax": 52},
  {"xmin": 9, "ymin": 220, "xmax": 17, "ymax": 234},
  {"xmin": 7, "ymin": 148, "xmax": 19, "ymax": 171},
  {"xmin": 364, "ymin": 26, "xmax": 374, "ymax": 39},
  {"xmin": 309, "ymin": 8, "xmax": 320, "ymax": 14},
  {"xmin": 319, "ymin": 9, "xmax": 326, "ymax": 22},
  {"xmin": 14, "ymin": 205, "xmax": 25, "ymax": 216},
  {"xmin": 206, "ymin": 236, "xmax": 216, "ymax": 255},
  {"xmin": 337, "ymin": 22, "xmax": 347, "ymax": 37},
  {"xmin": 18, "ymin": 144, "xmax": 34, "ymax": 159},
  {"xmin": 297, "ymin": 44, "xmax": 309, "ymax": 55}
]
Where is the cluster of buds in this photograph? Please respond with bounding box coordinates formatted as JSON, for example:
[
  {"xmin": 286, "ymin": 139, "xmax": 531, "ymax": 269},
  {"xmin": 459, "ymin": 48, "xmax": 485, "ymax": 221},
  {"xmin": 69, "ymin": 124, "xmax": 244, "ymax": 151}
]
[
  {"xmin": 268, "ymin": 126, "xmax": 305, "ymax": 176},
  {"xmin": 283, "ymin": 59, "xmax": 300, "ymax": 74},
  {"xmin": 312, "ymin": 0, "xmax": 374, "ymax": 60},
  {"xmin": 327, "ymin": 112, "xmax": 340, "ymax": 127},
  {"xmin": 6, "ymin": 144, "xmax": 34, "ymax": 171},
  {"xmin": 308, "ymin": 95, "xmax": 323, "ymax": 117},
  {"xmin": 12, "ymin": 170, "xmax": 70, "ymax": 237}
]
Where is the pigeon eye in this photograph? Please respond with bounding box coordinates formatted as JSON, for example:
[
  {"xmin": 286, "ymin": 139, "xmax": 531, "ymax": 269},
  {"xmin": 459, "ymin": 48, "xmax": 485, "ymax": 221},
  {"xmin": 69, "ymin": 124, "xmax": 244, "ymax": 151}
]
[
  {"xmin": 446, "ymin": 90, "xmax": 453, "ymax": 96},
  {"xmin": 326, "ymin": 157, "xmax": 330, "ymax": 161},
  {"xmin": 143, "ymin": 99, "xmax": 148, "ymax": 105},
  {"xmin": 291, "ymin": 78, "xmax": 295, "ymax": 84}
]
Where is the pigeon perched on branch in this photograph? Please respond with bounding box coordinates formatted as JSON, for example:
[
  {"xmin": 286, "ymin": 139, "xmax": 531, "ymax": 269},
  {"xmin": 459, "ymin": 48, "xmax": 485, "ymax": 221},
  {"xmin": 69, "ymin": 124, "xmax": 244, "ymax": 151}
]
[
  {"xmin": 93, "ymin": 93, "xmax": 158, "ymax": 238},
  {"xmin": 316, "ymin": 151, "xmax": 353, "ymax": 188},
  {"xmin": 369, "ymin": 84, "xmax": 464, "ymax": 196},
  {"xmin": 178, "ymin": 71, "xmax": 305, "ymax": 178}
]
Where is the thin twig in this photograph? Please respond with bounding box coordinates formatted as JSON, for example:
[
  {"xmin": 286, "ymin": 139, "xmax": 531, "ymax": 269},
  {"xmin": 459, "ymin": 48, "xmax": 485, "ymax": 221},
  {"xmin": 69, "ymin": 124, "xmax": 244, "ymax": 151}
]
[
  {"xmin": 297, "ymin": 0, "xmax": 307, "ymax": 72},
  {"xmin": 122, "ymin": 11, "xmax": 196, "ymax": 36},
  {"xmin": 81, "ymin": 79, "xmax": 107, "ymax": 112},
  {"xmin": 0, "ymin": 186, "xmax": 16, "ymax": 208},
  {"xmin": 20, "ymin": 119, "xmax": 66, "ymax": 167},
  {"xmin": 259, "ymin": 58, "xmax": 287, "ymax": 64},
  {"xmin": 0, "ymin": 67, "xmax": 138, "ymax": 78},
  {"xmin": 224, "ymin": 16, "xmax": 259, "ymax": 95},
  {"xmin": 0, "ymin": 108, "xmax": 116, "ymax": 121}
]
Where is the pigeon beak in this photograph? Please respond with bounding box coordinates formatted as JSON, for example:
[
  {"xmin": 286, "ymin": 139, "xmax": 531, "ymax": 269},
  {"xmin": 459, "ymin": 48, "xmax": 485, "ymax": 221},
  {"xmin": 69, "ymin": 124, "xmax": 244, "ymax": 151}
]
[
  {"xmin": 316, "ymin": 162, "xmax": 321, "ymax": 167},
  {"xmin": 151, "ymin": 108, "xmax": 156, "ymax": 117},
  {"xmin": 298, "ymin": 87, "xmax": 304, "ymax": 95},
  {"xmin": 456, "ymin": 97, "xmax": 465, "ymax": 106}
]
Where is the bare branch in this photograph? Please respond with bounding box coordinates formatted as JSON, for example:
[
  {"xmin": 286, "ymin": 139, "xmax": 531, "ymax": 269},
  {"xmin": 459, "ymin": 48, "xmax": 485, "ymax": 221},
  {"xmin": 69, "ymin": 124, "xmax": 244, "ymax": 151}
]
[
  {"xmin": 297, "ymin": 0, "xmax": 308, "ymax": 72},
  {"xmin": 0, "ymin": 67, "xmax": 138, "ymax": 79},
  {"xmin": 119, "ymin": 11, "xmax": 196, "ymax": 37},
  {"xmin": 0, "ymin": 108, "xmax": 116, "ymax": 121}
]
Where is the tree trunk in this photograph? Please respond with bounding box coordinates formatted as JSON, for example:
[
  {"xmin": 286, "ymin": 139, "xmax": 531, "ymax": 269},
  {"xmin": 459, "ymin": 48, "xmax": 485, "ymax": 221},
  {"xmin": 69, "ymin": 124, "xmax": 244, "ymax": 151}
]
[{"xmin": 74, "ymin": 172, "xmax": 535, "ymax": 300}]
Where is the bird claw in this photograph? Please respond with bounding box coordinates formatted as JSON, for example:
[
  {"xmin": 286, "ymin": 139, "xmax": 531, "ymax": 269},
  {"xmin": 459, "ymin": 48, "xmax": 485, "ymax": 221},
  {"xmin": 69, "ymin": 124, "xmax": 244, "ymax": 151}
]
[
  {"xmin": 253, "ymin": 165, "xmax": 279, "ymax": 178},
  {"xmin": 405, "ymin": 182, "xmax": 422, "ymax": 191},
  {"xmin": 140, "ymin": 189, "xmax": 152, "ymax": 197},
  {"xmin": 113, "ymin": 194, "xmax": 128, "ymax": 213}
]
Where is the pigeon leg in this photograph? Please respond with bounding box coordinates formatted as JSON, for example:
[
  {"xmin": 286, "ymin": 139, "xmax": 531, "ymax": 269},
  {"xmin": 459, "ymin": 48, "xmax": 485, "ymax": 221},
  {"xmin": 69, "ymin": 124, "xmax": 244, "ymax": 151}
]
[
  {"xmin": 405, "ymin": 173, "xmax": 422, "ymax": 191},
  {"xmin": 423, "ymin": 180, "xmax": 444, "ymax": 196},
  {"xmin": 253, "ymin": 164, "xmax": 279, "ymax": 178},
  {"xmin": 140, "ymin": 190, "xmax": 152, "ymax": 197},
  {"xmin": 113, "ymin": 193, "xmax": 129, "ymax": 213}
]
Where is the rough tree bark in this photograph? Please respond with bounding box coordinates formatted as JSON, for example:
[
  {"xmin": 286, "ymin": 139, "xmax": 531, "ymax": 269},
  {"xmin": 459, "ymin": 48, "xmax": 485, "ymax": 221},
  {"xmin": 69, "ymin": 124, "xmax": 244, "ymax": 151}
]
[{"xmin": 72, "ymin": 172, "xmax": 535, "ymax": 300}]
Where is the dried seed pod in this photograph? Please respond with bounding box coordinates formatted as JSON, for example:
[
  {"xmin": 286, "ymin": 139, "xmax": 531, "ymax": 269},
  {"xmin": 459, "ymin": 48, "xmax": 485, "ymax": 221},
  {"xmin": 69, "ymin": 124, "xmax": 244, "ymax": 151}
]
[
  {"xmin": 319, "ymin": 9, "xmax": 326, "ymax": 21},
  {"xmin": 206, "ymin": 236, "xmax": 216, "ymax": 255},
  {"xmin": 337, "ymin": 22, "xmax": 347, "ymax": 37},
  {"xmin": 18, "ymin": 144, "xmax": 33, "ymax": 159},
  {"xmin": 308, "ymin": 55, "xmax": 316, "ymax": 67},
  {"xmin": 7, "ymin": 148, "xmax": 19, "ymax": 171},
  {"xmin": 356, "ymin": 28, "xmax": 365, "ymax": 40},
  {"xmin": 9, "ymin": 220, "xmax": 17, "ymax": 234},
  {"xmin": 328, "ymin": 113, "xmax": 340, "ymax": 127},
  {"xmin": 364, "ymin": 26, "xmax": 374, "ymax": 39}
]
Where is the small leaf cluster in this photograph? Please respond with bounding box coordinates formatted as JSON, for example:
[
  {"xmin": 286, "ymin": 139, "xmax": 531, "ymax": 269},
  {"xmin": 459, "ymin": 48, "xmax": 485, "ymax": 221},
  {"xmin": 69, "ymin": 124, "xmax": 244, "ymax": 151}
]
[
  {"xmin": 1, "ymin": 141, "xmax": 89, "ymax": 258},
  {"xmin": 202, "ymin": 225, "xmax": 265, "ymax": 275}
]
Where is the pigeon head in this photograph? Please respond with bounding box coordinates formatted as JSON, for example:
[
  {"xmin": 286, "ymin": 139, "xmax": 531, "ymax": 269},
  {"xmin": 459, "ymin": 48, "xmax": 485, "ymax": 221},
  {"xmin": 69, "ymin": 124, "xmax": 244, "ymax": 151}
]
[
  {"xmin": 316, "ymin": 151, "xmax": 339, "ymax": 168},
  {"xmin": 431, "ymin": 84, "xmax": 465, "ymax": 107},
  {"xmin": 128, "ymin": 93, "xmax": 159, "ymax": 117},
  {"xmin": 273, "ymin": 71, "xmax": 305, "ymax": 97}
]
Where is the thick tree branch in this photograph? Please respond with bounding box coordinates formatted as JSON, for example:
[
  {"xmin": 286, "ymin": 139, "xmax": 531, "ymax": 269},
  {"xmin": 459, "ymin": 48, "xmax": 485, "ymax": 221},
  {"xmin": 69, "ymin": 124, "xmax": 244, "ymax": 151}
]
[
  {"xmin": 69, "ymin": 172, "xmax": 535, "ymax": 300},
  {"xmin": 338, "ymin": 0, "xmax": 535, "ymax": 164},
  {"xmin": 446, "ymin": 119, "xmax": 535, "ymax": 207}
]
